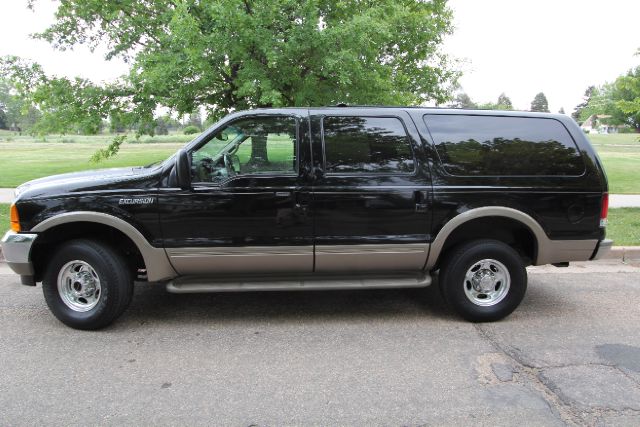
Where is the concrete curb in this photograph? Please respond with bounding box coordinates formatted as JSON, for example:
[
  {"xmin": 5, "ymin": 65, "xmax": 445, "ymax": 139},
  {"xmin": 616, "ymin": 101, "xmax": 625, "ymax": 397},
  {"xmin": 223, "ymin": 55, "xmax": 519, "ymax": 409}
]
[{"xmin": 603, "ymin": 246, "xmax": 640, "ymax": 262}]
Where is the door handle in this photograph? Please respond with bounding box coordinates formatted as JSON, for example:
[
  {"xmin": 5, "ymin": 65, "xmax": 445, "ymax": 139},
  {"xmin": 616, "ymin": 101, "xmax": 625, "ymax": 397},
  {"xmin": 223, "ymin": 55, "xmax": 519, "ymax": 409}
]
[{"xmin": 414, "ymin": 190, "xmax": 429, "ymax": 213}]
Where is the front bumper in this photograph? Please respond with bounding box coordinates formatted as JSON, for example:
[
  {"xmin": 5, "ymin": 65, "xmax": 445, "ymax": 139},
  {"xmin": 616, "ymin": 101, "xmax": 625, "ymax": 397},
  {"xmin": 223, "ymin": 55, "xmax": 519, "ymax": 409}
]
[
  {"xmin": 591, "ymin": 238, "xmax": 613, "ymax": 260},
  {"xmin": 1, "ymin": 231, "xmax": 38, "ymax": 275}
]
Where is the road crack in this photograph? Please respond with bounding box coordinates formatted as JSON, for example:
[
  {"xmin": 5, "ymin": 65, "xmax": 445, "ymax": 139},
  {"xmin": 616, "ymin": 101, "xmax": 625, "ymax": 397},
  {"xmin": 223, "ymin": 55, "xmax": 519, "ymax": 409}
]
[{"xmin": 474, "ymin": 324, "xmax": 583, "ymax": 426}]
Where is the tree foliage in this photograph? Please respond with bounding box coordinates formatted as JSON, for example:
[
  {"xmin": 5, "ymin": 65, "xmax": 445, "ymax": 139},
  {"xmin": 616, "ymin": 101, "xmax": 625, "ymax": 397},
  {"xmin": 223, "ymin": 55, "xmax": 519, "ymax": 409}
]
[
  {"xmin": 578, "ymin": 66, "xmax": 640, "ymax": 130},
  {"xmin": 450, "ymin": 92, "xmax": 476, "ymax": 109},
  {"xmin": 615, "ymin": 66, "xmax": 640, "ymax": 129},
  {"xmin": 496, "ymin": 93, "xmax": 513, "ymax": 110},
  {"xmin": 450, "ymin": 92, "xmax": 514, "ymax": 111},
  {"xmin": 572, "ymin": 85, "xmax": 595, "ymax": 122},
  {"xmin": 0, "ymin": 107, "xmax": 7, "ymax": 129},
  {"xmin": 4, "ymin": 0, "xmax": 459, "ymax": 139},
  {"xmin": 530, "ymin": 92, "xmax": 549, "ymax": 112},
  {"xmin": 0, "ymin": 79, "xmax": 42, "ymax": 132}
]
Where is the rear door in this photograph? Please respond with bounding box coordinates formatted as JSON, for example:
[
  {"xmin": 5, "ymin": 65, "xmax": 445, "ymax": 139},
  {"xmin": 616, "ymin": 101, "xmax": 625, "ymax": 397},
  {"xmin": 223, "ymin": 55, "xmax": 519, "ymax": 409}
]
[{"xmin": 309, "ymin": 109, "xmax": 432, "ymax": 273}]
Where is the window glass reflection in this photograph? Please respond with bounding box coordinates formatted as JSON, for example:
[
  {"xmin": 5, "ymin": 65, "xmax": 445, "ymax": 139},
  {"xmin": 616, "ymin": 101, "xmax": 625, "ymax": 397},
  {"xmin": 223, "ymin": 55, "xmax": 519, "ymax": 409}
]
[
  {"xmin": 323, "ymin": 116, "xmax": 415, "ymax": 174},
  {"xmin": 425, "ymin": 115, "xmax": 584, "ymax": 176}
]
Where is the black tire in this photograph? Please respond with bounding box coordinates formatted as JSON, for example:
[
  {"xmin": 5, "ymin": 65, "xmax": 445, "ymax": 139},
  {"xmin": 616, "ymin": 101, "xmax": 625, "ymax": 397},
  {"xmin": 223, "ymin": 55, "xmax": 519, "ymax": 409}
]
[
  {"xmin": 42, "ymin": 239, "xmax": 134, "ymax": 330},
  {"xmin": 439, "ymin": 239, "xmax": 527, "ymax": 322}
]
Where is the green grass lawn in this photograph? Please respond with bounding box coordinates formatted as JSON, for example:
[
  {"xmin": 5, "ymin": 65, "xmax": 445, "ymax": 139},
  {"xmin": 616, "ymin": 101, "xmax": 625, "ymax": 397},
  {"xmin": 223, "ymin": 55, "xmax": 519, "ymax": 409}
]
[
  {"xmin": 607, "ymin": 208, "xmax": 640, "ymax": 246},
  {"xmin": 0, "ymin": 129, "xmax": 194, "ymax": 145},
  {"xmin": 0, "ymin": 203, "xmax": 8, "ymax": 233},
  {"xmin": 588, "ymin": 133, "xmax": 640, "ymax": 194},
  {"xmin": 0, "ymin": 140, "xmax": 184, "ymax": 187}
]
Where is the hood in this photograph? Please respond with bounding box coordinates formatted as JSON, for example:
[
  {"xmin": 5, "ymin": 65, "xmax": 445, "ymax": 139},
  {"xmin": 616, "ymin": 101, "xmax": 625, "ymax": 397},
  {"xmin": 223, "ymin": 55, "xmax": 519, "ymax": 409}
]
[{"xmin": 15, "ymin": 166, "xmax": 162, "ymax": 200}]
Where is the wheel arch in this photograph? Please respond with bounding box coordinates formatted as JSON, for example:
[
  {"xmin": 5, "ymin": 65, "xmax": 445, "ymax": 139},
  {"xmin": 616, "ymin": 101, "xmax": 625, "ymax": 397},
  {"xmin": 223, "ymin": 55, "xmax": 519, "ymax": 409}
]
[
  {"xmin": 426, "ymin": 207, "xmax": 547, "ymax": 270},
  {"xmin": 31, "ymin": 212, "xmax": 176, "ymax": 282}
]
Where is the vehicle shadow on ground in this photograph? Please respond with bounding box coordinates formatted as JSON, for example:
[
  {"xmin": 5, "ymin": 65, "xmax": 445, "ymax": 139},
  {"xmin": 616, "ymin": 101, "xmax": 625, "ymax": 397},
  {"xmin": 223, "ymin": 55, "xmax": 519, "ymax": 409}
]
[
  {"xmin": 118, "ymin": 277, "xmax": 462, "ymax": 328},
  {"xmin": 99, "ymin": 273, "xmax": 571, "ymax": 330}
]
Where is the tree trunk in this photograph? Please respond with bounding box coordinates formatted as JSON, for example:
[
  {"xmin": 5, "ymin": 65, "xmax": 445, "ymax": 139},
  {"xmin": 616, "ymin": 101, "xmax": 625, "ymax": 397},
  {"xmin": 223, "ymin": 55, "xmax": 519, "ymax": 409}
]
[{"xmin": 249, "ymin": 134, "xmax": 269, "ymax": 165}]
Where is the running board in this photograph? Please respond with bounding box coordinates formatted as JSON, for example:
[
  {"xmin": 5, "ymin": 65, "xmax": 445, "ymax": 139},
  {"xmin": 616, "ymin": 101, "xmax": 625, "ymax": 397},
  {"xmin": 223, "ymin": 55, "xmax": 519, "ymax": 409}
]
[{"xmin": 166, "ymin": 273, "xmax": 431, "ymax": 294}]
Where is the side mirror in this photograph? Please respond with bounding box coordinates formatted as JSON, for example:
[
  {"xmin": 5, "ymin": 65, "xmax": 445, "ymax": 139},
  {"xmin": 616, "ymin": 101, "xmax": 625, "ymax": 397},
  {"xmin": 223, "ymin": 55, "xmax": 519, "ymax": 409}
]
[{"xmin": 176, "ymin": 149, "xmax": 192, "ymax": 190}]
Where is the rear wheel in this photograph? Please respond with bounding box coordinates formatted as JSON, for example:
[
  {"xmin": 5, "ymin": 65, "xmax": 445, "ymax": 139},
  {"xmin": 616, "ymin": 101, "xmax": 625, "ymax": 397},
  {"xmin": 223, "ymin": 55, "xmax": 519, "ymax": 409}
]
[
  {"xmin": 439, "ymin": 239, "xmax": 527, "ymax": 322},
  {"xmin": 42, "ymin": 239, "xmax": 133, "ymax": 330}
]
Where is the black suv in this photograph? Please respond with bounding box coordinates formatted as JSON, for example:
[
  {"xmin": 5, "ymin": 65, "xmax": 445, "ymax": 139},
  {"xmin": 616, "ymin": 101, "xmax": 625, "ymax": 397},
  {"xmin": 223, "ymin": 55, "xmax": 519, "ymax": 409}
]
[{"xmin": 1, "ymin": 107, "xmax": 612, "ymax": 329}]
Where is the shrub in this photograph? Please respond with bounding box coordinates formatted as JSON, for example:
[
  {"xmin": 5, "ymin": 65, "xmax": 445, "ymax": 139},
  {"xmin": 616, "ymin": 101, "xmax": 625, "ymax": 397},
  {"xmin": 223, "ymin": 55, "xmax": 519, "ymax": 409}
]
[{"xmin": 183, "ymin": 125, "xmax": 201, "ymax": 135}]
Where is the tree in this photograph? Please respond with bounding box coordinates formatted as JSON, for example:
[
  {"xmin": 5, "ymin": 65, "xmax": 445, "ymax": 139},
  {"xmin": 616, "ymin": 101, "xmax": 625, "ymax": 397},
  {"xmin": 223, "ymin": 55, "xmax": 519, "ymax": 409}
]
[
  {"xmin": 0, "ymin": 107, "xmax": 7, "ymax": 129},
  {"xmin": 614, "ymin": 65, "xmax": 640, "ymax": 130},
  {"xmin": 579, "ymin": 84, "xmax": 619, "ymax": 124},
  {"xmin": 155, "ymin": 118, "xmax": 169, "ymax": 135},
  {"xmin": 530, "ymin": 92, "xmax": 549, "ymax": 112},
  {"xmin": 558, "ymin": 107, "xmax": 565, "ymax": 115},
  {"xmin": 451, "ymin": 92, "xmax": 476, "ymax": 109},
  {"xmin": 572, "ymin": 86, "xmax": 595, "ymax": 122},
  {"xmin": 186, "ymin": 112, "xmax": 202, "ymax": 130},
  {"xmin": 0, "ymin": 79, "xmax": 42, "ymax": 132},
  {"xmin": 496, "ymin": 93, "xmax": 513, "ymax": 110},
  {"xmin": 578, "ymin": 70, "xmax": 640, "ymax": 131},
  {"xmin": 2, "ymin": 0, "xmax": 459, "ymax": 157}
]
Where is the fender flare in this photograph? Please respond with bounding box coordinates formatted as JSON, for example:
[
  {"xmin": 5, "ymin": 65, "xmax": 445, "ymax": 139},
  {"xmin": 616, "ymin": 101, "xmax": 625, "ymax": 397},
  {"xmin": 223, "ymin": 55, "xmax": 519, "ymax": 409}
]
[
  {"xmin": 32, "ymin": 211, "xmax": 176, "ymax": 281},
  {"xmin": 425, "ymin": 206, "xmax": 546, "ymax": 268}
]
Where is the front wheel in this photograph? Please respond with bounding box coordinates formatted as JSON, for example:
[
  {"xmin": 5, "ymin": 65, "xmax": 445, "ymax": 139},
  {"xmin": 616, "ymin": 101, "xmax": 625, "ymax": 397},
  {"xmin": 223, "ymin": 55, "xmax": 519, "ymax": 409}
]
[
  {"xmin": 439, "ymin": 239, "xmax": 527, "ymax": 322},
  {"xmin": 42, "ymin": 239, "xmax": 134, "ymax": 330}
]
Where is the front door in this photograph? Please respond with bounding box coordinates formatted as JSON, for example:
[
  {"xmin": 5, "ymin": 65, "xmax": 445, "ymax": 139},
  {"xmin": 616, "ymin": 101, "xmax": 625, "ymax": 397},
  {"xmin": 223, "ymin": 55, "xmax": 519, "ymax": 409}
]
[
  {"xmin": 309, "ymin": 109, "xmax": 432, "ymax": 273},
  {"xmin": 159, "ymin": 112, "xmax": 313, "ymax": 275}
]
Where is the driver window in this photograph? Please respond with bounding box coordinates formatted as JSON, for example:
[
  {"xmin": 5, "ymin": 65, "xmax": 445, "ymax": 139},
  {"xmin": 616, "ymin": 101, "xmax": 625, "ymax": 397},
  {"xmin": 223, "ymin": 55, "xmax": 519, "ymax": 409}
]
[{"xmin": 192, "ymin": 116, "xmax": 297, "ymax": 183}]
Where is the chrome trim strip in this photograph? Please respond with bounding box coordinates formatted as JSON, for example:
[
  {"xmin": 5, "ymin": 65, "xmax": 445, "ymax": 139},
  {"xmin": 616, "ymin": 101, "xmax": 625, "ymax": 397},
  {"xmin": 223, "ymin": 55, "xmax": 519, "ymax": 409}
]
[
  {"xmin": 32, "ymin": 212, "xmax": 176, "ymax": 281},
  {"xmin": 168, "ymin": 246, "xmax": 312, "ymax": 257},
  {"xmin": 426, "ymin": 206, "xmax": 599, "ymax": 268},
  {"xmin": 316, "ymin": 244, "xmax": 426, "ymax": 255},
  {"xmin": 1, "ymin": 231, "xmax": 38, "ymax": 275},
  {"xmin": 167, "ymin": 245, "xmax": 313, "ymax": 275},
  {"xmin": 315, "ymin": 243, "xmax": 428, "ymax": 272}
]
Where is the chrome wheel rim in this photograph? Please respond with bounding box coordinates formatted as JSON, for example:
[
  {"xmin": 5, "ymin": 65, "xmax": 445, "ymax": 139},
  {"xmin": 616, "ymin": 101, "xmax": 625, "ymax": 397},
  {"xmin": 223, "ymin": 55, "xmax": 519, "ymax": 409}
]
[
  {"xmin": 463, "ymin": 259, "xmax": 510, "ymax": 306},
  {"xmin": 57, "ymin": 260, "xmax": 102, "ymax": 312}
]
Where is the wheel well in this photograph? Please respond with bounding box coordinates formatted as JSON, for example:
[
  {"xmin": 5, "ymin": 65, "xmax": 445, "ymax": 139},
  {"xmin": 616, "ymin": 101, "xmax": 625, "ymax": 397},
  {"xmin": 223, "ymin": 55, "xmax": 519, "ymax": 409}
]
[
  {"xmin": 436, "ymin": 216, "xmax": 537, "ymax": 269},
  {"xmin": 30, "ymin": 222, "xmax": 146, "ymax": 282}
]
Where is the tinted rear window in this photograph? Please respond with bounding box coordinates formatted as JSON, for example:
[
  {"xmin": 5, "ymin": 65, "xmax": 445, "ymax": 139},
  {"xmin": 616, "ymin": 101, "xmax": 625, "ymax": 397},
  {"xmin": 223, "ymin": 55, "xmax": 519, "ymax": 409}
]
[
  {"xmin": 424, "ymin": 115, "xmax": 584, "ymax": 176},
  {"xmin": 323, "ymin": 116, "xmax": 415, "ymax": 174}
]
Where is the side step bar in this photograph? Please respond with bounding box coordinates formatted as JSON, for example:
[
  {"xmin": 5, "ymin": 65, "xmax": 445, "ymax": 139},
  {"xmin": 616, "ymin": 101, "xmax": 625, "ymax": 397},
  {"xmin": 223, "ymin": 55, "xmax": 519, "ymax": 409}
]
[{"xmin": 166, "ymin": 273, "xmax": 432, "ymax": 294}]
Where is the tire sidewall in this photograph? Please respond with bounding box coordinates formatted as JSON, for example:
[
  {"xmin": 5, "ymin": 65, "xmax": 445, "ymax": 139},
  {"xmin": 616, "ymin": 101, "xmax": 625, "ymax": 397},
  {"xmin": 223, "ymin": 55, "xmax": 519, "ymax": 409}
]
[
  {"xmin": 42, "ymin": 240, "xmax": 130, "ymax": 329},
  {"xmin": 442, "ymin": 240, "xmax": 527, "ymax": 322}
]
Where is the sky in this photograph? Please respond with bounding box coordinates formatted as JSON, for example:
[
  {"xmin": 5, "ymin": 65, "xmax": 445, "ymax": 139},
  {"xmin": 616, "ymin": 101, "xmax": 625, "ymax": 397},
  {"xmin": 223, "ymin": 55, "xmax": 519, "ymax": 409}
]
[
  {"xmin": 445, "ymin": 0, "xmax": 640, "ymax": 112},
  {"xmin": 1, "ymin": 0, "xmax": 639, "ymax": 114}
]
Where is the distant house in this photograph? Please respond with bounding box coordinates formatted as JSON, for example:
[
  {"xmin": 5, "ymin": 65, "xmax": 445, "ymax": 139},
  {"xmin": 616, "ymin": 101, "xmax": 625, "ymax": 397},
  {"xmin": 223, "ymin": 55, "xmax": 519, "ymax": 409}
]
[{"xmin": 580, "ymin": 114, "xmax": 628, "ymax": 134}]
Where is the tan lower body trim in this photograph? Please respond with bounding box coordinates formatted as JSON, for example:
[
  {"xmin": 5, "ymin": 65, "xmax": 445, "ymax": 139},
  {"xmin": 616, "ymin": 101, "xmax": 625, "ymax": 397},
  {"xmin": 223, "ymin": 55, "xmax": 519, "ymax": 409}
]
[
  {"xmin": 315, "ymin": 243, "xmax": 429, "ymax": 272},
  {"xmin": 535, "ymin": 239, "xmax": 598, "ymax": 265},
  {"xmin": 167, "ymin": 245, "xmax": 313, "ymax": 275}
]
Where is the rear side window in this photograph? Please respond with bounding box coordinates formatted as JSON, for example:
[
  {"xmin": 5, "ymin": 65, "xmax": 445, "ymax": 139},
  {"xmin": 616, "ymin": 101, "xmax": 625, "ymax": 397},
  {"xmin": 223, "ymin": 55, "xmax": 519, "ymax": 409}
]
[
  {"xmin": 424, "ymin": 115, "xmax": 584, "ymax": 176},
  {"xmin": 322, "ymin": 116, "xmax": 415, "ymax": 174}
]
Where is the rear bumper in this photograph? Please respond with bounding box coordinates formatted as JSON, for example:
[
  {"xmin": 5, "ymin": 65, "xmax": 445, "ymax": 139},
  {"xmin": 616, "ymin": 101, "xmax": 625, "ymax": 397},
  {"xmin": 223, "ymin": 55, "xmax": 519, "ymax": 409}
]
[
  {"xmin": 591, "ymin": 239, "xmax": 614, "ymax": 260},
  {"xmin": 1, "ymin": 231, "xmax": 38, "ymax": 275}
]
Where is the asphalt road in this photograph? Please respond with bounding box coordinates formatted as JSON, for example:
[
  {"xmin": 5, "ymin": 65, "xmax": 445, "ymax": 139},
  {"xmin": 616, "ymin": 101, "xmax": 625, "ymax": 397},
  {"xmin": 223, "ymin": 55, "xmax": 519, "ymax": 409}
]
[{"xmin": 1, "ymin": 261, "xmax": 640, "ymax": 426}]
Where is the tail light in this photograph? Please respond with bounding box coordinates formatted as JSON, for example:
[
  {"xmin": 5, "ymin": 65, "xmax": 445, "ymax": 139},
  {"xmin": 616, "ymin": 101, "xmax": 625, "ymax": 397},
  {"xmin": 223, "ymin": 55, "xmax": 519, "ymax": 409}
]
[{"xmin": 600, "ymin": 193, "xmax": 608, "ymax": 228}]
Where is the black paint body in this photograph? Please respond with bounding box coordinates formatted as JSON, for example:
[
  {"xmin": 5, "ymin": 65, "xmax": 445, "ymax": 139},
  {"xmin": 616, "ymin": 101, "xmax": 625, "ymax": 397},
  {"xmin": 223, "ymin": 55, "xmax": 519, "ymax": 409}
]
[{"xmin": 14, "ymin": 107, "xmax": 608, "ymax": 260}]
